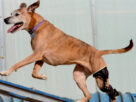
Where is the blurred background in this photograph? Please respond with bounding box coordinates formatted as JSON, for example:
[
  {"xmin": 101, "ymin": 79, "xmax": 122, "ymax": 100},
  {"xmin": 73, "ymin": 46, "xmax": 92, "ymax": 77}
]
[{"xmin": 0, "ymin": 0, "xmax": 136, "ymax": 100}]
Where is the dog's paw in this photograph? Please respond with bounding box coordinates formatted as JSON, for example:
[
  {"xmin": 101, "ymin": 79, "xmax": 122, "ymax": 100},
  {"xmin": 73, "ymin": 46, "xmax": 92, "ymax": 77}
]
[
  {"xmin": 41, "ymin": 74, "xmax": 47, "ymax": 80},
  {"xmin": 32, "ymin": 74, "xmax": 47, "ymax": 80},
  {"xmin": 0, "ymin": 71, "xmax": 10, "ymax": 76},
  {"xmin": 76, "ymin": 100, "xmax": 81, "ymax": 102}
]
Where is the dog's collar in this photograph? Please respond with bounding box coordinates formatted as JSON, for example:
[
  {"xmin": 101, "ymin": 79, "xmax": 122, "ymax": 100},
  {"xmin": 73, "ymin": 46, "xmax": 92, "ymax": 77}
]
[{"xmin": 28, "ymin": 20, "xmax": 45, "ymax": 38}]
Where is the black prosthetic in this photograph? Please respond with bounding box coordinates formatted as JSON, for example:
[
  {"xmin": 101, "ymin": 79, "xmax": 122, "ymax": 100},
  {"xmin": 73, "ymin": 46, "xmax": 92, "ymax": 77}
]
[{"xmin": 93, "ymin": 67, "xmax": 119, "ymax": 100}]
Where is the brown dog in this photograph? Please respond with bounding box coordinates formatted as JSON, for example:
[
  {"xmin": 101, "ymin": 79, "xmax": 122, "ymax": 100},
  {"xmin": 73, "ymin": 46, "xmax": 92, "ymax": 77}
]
[{"xmin": 1, "ymin": 0, "xmax": 133, "ymax": 102}]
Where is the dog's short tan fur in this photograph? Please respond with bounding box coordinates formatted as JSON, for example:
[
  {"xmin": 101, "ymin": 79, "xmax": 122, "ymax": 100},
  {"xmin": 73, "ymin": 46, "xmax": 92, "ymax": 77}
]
[{"xmin": 1, "ymin": 0, "xmax": 133, "ymax": 102}]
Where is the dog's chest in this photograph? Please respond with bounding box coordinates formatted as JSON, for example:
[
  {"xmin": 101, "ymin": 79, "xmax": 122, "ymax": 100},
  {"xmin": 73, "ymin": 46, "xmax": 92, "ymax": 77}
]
[{"xmin": 42, "ymin": 52, "xmax": 66, "ymax": 66}]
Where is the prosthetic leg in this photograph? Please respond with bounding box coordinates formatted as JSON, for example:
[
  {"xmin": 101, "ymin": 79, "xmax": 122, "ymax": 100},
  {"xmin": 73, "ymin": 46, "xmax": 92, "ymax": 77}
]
[{"xmin": 93, "ymin": 67, "xmax": 119, "ymax": 100}]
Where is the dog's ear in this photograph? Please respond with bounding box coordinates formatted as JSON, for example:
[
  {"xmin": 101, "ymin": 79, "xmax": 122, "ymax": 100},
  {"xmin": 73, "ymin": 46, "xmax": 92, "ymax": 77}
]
[
  {"xmin": 20, "ymin": 3, "xmax": 27, "ymax": 9},
  {"xmin": 27, "ymin": 0, "xmax": 40, "ymax": 12}
]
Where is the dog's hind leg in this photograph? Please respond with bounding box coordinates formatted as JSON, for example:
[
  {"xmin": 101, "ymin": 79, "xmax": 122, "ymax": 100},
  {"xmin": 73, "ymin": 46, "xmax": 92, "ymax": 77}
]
[
  {"xmin": 73, "ymin": 64, "xmax": 91, "ymax": 102},
  {"xmin": 32, "ymin": 61, "xmax": 47, "ymax": 80},
  {"xmin": 94, "ymin": 67, "xmax": 119, "ymax": 102},
  {"xmin": 0, "ymin": 53, "xmax": 42, "ymax": 76}
]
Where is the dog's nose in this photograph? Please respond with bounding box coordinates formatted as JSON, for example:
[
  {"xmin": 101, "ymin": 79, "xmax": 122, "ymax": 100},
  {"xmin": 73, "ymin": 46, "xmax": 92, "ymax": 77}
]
[{"xmin": 4, "ymin": 17, "xmax": 11, "ymax": 24}]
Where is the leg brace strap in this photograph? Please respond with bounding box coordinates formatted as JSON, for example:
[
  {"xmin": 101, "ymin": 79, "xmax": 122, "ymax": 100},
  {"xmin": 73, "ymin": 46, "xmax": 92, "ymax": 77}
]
[{"xmin": 93, "ymin": 67, "xmax": 119, "ymax": 100}]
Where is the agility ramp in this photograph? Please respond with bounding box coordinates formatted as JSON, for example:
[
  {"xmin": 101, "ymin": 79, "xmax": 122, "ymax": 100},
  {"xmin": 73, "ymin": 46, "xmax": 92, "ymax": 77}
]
[
  {"xmin": 0, "ymin": 79, "xmax": 135, "ymax": 102},
  {"xmin": 0, "ymin": 79, "xmax": 74, "ymax": 102}
]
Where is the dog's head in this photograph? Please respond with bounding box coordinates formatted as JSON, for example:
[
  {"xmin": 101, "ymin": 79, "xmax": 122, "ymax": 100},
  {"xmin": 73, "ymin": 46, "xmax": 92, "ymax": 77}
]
[{"xmin": 4, "ymin": 0, "xmax": 40, "ymax": 33}]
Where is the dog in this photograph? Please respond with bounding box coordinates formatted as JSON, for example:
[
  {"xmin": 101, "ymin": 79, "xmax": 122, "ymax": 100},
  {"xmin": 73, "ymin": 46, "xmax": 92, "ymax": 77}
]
[{"xmin": 1, "ymin": 0, "xmax": 133, "ymax": 102}]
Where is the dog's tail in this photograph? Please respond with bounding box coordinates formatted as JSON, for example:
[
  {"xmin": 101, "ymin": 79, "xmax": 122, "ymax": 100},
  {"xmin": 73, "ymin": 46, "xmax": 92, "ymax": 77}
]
[{"xmin": 99, "ymin": 39, "xmax": 133, "ymax": 56}]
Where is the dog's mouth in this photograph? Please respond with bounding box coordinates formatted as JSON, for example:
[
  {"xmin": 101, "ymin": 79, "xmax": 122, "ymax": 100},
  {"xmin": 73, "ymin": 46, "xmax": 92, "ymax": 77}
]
[{"xmin": 8, "ymin": 22, "xmax": 24, "ymax": 33}]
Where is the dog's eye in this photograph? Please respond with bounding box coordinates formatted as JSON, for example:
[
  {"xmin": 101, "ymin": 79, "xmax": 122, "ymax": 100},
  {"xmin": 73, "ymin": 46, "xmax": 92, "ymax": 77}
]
[{"xmin": 15, "ymin": 13, "xmax": 20, "ymax": 16}]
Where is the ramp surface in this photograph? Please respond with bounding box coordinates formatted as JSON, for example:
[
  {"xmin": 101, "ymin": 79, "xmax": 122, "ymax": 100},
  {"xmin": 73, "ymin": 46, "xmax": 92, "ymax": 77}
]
[{"xmin": 0, "ymin": 79, "xmax": 73, "ymax": 102}]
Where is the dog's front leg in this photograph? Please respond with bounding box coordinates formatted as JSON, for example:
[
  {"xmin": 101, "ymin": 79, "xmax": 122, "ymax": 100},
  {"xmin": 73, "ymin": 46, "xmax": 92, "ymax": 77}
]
[
  {"xmin": 0, "ymin": 53, "xmax": 42, "ymax": 76},
  {"xmin": 32, "ymin": 61, "xmax": 47, "ymax": 80}
]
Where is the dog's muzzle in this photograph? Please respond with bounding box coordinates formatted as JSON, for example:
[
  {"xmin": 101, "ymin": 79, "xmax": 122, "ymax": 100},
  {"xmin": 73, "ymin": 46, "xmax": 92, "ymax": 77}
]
[{"xmin": 4, "ymin": 17, "xmax": 11, "ymax": 24}]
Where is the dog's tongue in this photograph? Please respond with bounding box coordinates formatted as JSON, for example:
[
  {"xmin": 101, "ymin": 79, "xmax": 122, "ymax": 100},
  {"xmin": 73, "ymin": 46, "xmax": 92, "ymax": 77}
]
[
  {"xmin": 8, "ymin": 24, "xmax": 21, "ymax": 33},
  {"xmin": 8, "ymin": 25, "xmax": 17, "ymax": 33}
]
